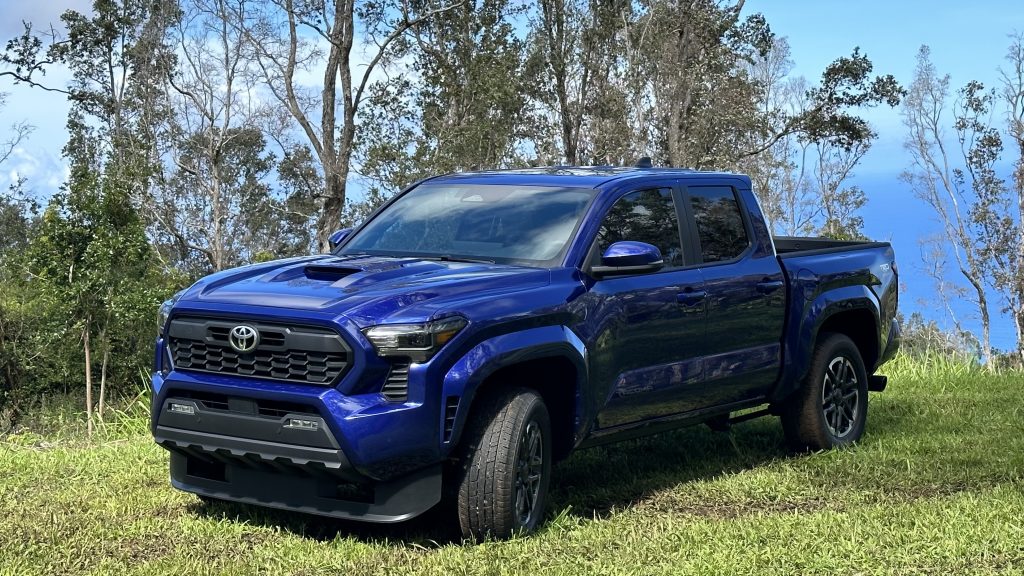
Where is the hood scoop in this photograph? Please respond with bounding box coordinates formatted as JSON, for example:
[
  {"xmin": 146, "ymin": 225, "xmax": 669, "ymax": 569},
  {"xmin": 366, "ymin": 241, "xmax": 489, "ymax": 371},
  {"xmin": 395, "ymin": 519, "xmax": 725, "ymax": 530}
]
[
  {"xmin": 303, "ymin": 264, "xmax": 362, "ymax": 281},
  {"xmin": 263, "ymin": 258, "xmax": 451, "ymax": 289}
]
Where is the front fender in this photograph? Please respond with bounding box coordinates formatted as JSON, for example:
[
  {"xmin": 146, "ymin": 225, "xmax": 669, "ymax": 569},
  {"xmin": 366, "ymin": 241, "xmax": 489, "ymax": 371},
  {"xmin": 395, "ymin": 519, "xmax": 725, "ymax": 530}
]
[
  {"xmin": 775, "ymin": 285, "xmax": 879, "ymax": 401},
  {"xmin": 440, "ymin": 325, "xmax": 587, "ymax": 453}
]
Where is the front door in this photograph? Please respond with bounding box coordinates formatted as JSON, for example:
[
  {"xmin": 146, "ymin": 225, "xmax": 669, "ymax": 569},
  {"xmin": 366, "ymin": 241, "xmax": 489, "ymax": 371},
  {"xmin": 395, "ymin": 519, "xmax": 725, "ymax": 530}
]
[{"xmin": 583, "ymin": 187, "xmax": 709, "ymax": 429}]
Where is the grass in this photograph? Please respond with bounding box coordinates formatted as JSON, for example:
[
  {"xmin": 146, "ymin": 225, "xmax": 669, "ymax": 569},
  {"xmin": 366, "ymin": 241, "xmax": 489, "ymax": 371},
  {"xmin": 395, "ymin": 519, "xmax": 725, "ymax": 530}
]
[{"xmin": 1, "ymin": 354, "xmax": 1023, "ymax": 575}]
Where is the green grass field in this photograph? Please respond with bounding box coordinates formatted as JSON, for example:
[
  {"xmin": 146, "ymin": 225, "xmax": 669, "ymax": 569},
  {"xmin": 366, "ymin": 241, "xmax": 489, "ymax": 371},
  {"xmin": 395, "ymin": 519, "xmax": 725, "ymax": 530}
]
[{"xmin": 2, "ymin": 355, "xmax": 1023, "ymax": 575}]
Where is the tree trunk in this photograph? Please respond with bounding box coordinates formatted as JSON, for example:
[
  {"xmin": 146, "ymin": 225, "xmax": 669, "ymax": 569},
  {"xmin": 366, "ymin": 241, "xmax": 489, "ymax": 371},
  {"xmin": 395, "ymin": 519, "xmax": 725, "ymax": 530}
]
[
  {"xmin": 315, "ymin": 169, "xmax": 346, "ymax": 252},
  {"xmin": 1013, "ymin": 309, "xmax": 1024, "ymax": 369},
  {"xmin": 83, "ymin": 325, "xmax": 93, "ymax": 437},
  {"xmin": 98, "ymin": 340, "xmax": 109, "ymax": 422},
  {"xmin": 972, "ymin": 278, "xmax": 994, "ymax": 371}
]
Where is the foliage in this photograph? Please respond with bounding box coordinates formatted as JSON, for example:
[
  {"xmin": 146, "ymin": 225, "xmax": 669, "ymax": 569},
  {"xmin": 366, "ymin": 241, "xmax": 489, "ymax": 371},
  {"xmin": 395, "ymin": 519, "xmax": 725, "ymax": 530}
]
[
  {"xmin": 6, "ymin": 0, "xmax": 996, "ymax": 425},
  {"xmin": 902, "ymin": 44, "xmax": 1024, "ymax": 367}
]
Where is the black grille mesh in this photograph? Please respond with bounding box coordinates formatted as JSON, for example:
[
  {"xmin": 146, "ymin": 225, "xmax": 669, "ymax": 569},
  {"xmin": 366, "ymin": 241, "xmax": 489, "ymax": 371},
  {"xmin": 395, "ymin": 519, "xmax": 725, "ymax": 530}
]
[{"xmin": 169, "ymin": 318, "xmax": 350, "ymax": 385}]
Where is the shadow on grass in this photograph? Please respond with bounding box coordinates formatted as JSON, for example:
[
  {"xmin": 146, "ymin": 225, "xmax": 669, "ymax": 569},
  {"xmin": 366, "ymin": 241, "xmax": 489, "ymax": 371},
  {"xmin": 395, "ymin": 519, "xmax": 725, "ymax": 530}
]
[
  {"xmin": 548, "ymin": 417, "xmax": 790, "ymax": 520},
  {"xmin": 187, "ymin": 415, "xmax": 796, "ymax": 547}
]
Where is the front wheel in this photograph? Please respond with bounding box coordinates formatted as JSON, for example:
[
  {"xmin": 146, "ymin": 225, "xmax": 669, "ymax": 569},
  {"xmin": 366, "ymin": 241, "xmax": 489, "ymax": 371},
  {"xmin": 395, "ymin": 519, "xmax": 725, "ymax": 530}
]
[
  {"xmin": 781, "ymin": 333, "xmax": 869, "ymax": 450},
  {"xmin": 456, "ymin": 388, "xmax": 552, "ymax": 541}
]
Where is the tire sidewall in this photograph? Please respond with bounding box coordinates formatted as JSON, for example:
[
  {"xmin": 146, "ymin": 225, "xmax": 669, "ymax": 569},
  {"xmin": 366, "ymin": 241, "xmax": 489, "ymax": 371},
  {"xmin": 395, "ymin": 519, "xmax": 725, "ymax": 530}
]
[
  {"xmin": 813, "ymin": 336, "xmax": 869, "ymax": 447},
  {"xmin": 511, "ymin": 395, "xmax": 552, "ymax": 533}
]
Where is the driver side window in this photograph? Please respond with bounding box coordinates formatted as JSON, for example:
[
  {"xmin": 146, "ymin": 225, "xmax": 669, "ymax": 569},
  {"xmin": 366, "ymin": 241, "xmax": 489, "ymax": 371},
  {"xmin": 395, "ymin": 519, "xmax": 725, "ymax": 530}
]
[{"xmin": 595, "ymin": 188, "xmax": 683, "ymax": 268}]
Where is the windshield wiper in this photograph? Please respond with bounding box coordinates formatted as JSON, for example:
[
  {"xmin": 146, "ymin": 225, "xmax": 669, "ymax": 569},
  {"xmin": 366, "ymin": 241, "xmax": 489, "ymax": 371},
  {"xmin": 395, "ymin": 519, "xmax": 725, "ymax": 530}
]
[{"xmin": 425, "ymin": 255, "xmax": 496, "ymax": 265}]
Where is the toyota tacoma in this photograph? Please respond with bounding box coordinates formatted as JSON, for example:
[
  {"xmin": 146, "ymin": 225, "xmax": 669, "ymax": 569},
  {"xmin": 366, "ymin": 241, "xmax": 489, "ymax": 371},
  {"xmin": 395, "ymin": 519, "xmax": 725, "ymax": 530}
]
[{"xmin": 152, "ymin": 166, "xmax": 900, "ymax": 539}]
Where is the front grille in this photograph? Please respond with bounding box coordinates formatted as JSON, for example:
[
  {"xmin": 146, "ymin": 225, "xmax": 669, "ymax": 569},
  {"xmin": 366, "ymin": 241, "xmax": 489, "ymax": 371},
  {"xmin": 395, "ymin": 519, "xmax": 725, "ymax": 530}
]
[{"xmin": 168, "ymin": 317, "xmax": 351, "ymax": 385}]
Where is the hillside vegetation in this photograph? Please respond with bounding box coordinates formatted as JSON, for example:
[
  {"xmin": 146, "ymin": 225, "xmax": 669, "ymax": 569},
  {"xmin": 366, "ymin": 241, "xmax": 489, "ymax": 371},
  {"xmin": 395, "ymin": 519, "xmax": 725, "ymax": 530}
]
[{"xmin": 1, "ymin": 355, "xmax": 1022, "ymax": 575}]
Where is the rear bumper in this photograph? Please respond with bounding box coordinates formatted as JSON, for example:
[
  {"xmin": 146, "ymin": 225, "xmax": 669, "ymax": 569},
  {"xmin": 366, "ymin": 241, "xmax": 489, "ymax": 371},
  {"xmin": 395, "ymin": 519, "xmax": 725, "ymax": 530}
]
[{"xmin": 879, "ymin": 318, "xmax": 901, "ymax": 367}]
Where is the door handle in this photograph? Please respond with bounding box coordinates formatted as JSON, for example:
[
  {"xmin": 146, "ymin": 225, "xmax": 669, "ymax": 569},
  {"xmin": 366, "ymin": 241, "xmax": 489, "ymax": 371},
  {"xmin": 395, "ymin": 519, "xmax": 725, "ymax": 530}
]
[
  {"xmin": 677, "ymin": 290, "xmax": 707, "ymax": 306},
  {"xmin": 756, "ymin": 279, "xmax": 784, "ymax": 294}
]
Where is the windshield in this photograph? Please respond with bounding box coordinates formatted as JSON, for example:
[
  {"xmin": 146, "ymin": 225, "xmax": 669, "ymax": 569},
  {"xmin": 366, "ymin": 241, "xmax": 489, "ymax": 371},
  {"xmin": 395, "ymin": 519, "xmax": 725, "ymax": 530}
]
[{"xmin": 339, "ymin": 184, "xmax": 596, "ymax": 265}]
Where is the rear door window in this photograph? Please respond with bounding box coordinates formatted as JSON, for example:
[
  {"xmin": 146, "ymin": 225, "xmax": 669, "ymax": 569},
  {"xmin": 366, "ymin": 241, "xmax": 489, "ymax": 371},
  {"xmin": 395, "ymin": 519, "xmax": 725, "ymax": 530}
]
[{"xmin": 687, "ymin": 186, "xmax": 749, "ymax": 263}]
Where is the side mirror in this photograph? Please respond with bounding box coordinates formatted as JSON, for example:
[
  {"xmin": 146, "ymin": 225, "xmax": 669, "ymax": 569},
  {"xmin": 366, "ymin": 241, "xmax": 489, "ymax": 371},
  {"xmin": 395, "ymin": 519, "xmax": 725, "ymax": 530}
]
[
  {"xmin": 592, "ymin": 241, "xmax": 664, "ymax": 277},
  {"xmin": 328, "ymin": 228, "xmax": 353, "ymax": 250}
]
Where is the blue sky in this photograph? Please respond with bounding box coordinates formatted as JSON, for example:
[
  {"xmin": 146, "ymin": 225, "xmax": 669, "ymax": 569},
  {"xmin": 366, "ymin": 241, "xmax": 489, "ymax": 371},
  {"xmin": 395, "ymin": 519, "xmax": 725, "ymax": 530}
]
[
  {"xmin": 748, "ymin": 0, "xmax": 1024, "ymax": 350},
  {"xmin": 1, "ymin": 1, "xmax": 1022, "ymax": 349}
]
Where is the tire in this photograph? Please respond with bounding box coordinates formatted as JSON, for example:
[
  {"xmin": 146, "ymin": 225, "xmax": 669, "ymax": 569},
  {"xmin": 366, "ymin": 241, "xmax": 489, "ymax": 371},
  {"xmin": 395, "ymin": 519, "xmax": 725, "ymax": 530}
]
[
  {"xmin": 781, "ymin": 333, "xmax": 869, "ymax": 451},
  {"xmin": 456, "ymin": 387, "xmax": 552, "ymax": 541}
]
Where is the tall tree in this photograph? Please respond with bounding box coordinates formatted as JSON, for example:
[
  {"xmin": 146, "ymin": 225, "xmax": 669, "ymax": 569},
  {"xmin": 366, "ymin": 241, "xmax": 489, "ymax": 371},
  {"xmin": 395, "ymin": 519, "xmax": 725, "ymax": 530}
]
[
  {"xmin": 813, "ymin": 139, "xmax": 869, "ymax": 240},
  {"xmin": 409, "ymin": 0, "xmax": 531, "ymax": 172},
  {"xmin": 236, "ymin": 0, "xmax": 461, "ymax": 251},
  {"xmin": 999, "ymin": 32, "xmax": 1024, "ymax": 365},
  {"xmin": 529, "ymin": 0, "xmax": 592, "ymax": 164},
  {"xmin": 150, "ymin": 0, "xmax": 308, "ymax": 273},
  {"xmin": 901, "ymin": 46, "xmax": 999, "ymax": 368},
  {"xmin": 5, "ymin": 0, "xmax": 176, "ymax": 430}
]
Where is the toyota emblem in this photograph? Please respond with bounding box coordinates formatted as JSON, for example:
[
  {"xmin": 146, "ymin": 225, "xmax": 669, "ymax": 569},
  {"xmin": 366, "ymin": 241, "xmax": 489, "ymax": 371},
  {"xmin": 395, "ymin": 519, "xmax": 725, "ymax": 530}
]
[{"xmin": 228, "ymin": 324, "xmax": 260, "ymax": 353}]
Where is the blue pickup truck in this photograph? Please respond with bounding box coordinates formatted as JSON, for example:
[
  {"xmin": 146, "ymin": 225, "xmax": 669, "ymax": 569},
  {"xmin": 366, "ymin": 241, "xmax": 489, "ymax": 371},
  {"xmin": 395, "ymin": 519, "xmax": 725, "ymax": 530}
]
[{"xmin": 152, "ymin": 166, "xmax": 899, "ymax": 539}]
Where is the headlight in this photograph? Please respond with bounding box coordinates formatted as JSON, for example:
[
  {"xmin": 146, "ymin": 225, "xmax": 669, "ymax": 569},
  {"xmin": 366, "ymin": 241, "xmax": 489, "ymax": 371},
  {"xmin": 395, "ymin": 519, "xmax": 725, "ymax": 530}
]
[
  {"xmin": 157, "ymin": 290, "xmax": 186, "ymax": 335},
  {"xmin": 363, "ymin": 316, "xmax": 467, "ymax": 362}
]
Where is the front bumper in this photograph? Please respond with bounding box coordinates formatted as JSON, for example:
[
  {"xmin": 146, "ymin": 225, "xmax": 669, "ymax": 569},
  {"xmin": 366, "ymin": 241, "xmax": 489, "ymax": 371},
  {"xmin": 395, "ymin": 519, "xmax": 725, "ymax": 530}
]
[
  {"xmin": 165, "ymin": 448, "xmax": 440, "ymax": 524},
  {"xmin": 152, "ymin": 370, "xmax": 445, "ymax": 523}
]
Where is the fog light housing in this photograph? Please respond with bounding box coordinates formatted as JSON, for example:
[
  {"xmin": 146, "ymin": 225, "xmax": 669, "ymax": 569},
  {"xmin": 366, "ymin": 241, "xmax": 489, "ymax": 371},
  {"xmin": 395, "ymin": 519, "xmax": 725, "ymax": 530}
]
[{"xmin": 168, "ymin": 402, "xmax": 195, "ymax": 415}]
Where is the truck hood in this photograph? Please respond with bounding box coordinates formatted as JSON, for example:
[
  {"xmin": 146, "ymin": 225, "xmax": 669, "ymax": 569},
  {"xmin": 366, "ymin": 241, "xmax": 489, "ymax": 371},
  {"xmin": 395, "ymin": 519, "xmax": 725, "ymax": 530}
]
[{"xmin": 180, "ymin": 254, "xmax": 551, "ymax": 325}]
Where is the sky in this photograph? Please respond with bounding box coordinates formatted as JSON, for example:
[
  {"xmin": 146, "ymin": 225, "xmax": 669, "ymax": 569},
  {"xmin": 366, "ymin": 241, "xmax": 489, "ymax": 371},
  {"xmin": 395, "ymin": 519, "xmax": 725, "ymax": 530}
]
[
  {"xmin": 1, "ymin": 1, "xmax": 1022, "ymax": 349},
  {"xmin": 747, "ymin": 0, "xmax": 1024, "ymax": 350}
]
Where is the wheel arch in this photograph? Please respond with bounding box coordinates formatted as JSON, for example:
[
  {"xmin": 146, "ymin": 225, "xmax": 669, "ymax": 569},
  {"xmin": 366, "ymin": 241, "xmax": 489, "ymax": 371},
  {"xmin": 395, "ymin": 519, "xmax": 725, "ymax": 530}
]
[
  {"xmin": 774, "ymin": 286, "xmax": 880, "ymax": 402},
  {"xmin": 440, "ymin": 325, "xmax": 587, "ymax": 461}
]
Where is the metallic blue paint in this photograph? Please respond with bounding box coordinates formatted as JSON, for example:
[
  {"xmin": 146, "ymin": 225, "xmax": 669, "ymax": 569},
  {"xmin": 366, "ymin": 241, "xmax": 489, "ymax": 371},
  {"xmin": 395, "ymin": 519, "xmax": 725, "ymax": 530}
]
[
  {"xmin": 327, "ymin": 227, "xmax": 353, "ymax": 249},
  {"xmin": 600, "ymin": 241, "xmax": 662, "ymax": 266},
  {"xmin": 440, "ymin": 325, "xmax": 588, "ymax": 447},
  {"xmin": 152, "ymin": 167, "xmax": 899, "ymax": 521}
]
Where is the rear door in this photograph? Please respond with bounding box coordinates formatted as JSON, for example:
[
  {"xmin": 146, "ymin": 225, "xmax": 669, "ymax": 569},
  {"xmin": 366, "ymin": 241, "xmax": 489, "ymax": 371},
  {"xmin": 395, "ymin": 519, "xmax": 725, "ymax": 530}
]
[{"xmin": 684, "ymin": 185, "xmax": 786, "ymax": 404}]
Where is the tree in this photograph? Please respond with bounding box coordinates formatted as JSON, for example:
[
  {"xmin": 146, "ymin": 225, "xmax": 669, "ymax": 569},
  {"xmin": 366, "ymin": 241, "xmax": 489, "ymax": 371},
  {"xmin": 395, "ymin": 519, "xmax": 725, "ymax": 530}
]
[
  {"xmin": 653, "ymin": 0, "xmax": 769, "ymax": 169},
  {"xmin": 813, "ymin": 139, "xmax": 868, "ymax": 240},
  {"xmin": 742, "ymin": 36, "xmax": 887, "ymax": 239},
  {"xmin": 4, "ymin": 0, "xmax": 177, "ymax": 431},
  {"xmin": 901, "ymin": 46, "xmax": 1000, "ymax": 369},
  {"xmin": 236, "ymin": 0, "xmax": 462, "ymax": 251},
  {"xmin": 409, "ymin": 0, "xmax": 531, "ymax": 172},
  {"xmin": 528, "ymin": 0, "xmax": 597, "ymax": 165},
  {"xmin": 0, "ymin": 97, "xmax": 34, "ymax": 416},
  {"xmin": 151, "ymin": 0, "xmax": 281, "ymax": 272},
  {"xmin": 741, "ymin": 40, "xmax": 816, "ymax": 235},
  {"xmin": 998, "ymin": 32, "xmax": 1024, "ymax": 365}
]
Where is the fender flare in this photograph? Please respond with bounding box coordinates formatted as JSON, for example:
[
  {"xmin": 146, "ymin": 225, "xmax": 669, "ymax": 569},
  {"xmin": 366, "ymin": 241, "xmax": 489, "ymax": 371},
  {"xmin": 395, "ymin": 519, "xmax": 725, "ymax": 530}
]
[
  {"xmin": 774, "ymin": 285, "xmax": 879, "ymax": 402},
  {"xmin": 439, "ymin": 325, "xmax": 587, "ymax": 452}
]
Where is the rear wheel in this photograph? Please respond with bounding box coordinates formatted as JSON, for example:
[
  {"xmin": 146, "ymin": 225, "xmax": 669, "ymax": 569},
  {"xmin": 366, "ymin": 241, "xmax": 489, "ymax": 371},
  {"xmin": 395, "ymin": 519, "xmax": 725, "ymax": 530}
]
[
  {"xmin": 782, "ymin": 333, "xmax": 869, "ymax": 450},
  {"xmin": 456, "ymin": 388, "xmax": 551, "ymax": 541}
]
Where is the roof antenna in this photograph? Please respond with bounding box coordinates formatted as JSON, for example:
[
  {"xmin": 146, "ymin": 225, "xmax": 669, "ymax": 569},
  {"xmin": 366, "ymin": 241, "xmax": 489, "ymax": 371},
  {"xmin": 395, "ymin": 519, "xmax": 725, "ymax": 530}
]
[{"xmin": 635, "ymin": 156, "xmax": 653, "ymax": 168}]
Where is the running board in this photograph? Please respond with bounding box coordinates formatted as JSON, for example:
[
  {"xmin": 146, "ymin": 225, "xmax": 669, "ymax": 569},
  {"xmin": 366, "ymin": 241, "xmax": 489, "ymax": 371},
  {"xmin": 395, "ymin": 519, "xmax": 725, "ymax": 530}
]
[
  {"xmin": 868, "ymin": 375, "xmax": 888, "ymax": 392},
  {"xmin": 706, "ymin": 407, "xmax": 773, "ymax": 433}
]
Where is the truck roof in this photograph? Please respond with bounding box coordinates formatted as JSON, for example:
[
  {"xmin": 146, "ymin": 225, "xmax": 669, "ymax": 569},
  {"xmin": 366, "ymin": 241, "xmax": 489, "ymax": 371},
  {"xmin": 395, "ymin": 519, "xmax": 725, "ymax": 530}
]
[{"xmin": 428, "ymin": 166, "xmax": 749, "ymax": 188}]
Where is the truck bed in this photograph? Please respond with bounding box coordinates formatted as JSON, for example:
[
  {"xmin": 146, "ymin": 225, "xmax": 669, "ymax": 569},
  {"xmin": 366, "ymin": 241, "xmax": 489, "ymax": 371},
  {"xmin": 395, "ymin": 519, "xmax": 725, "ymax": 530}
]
[{"xmin": 774, "ymin": 236, "xmax": 893, "ymax": 258}]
